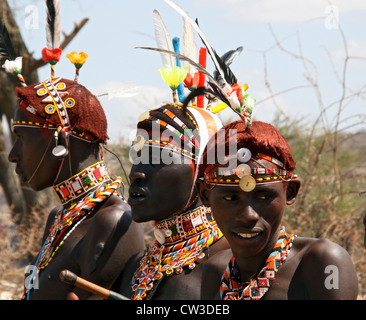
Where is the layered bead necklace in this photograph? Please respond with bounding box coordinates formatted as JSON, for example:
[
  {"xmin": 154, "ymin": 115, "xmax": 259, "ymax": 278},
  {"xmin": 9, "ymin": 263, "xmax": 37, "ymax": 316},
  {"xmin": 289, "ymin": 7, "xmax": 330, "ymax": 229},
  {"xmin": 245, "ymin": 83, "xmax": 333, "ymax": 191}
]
[
  {"xmin": 131, "ymin": 206, "xmax": 223, "ymax": 300},
  {"xmin": 23, "ymin": 161, "xmax": 122, "ymax": 299},
  {"xmin": 220, "ymin": 227, "xmax": 295, "ymax": 300}
]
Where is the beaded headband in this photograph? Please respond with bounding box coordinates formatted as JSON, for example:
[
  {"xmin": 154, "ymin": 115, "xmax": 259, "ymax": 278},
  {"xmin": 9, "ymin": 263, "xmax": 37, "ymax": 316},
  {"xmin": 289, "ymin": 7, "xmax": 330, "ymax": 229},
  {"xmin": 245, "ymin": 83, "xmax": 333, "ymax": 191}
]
[{"xmin": 203, "ymin": 148, "xmax": 294, "ymax": 192}]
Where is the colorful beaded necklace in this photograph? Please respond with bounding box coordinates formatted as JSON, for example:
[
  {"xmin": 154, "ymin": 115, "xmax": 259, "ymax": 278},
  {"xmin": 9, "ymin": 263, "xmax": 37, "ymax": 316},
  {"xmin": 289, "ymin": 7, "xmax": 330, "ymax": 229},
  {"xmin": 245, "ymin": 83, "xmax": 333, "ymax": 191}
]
[
  {"xmin": 53, "ymin": 161, "xmax": 110, "ymax": 205},
  {"xmin": 131, "ymin": 206, "xmax": 223, "ymax": 300},
  {"xmin": 22, "ymin": 173, "xmax": 122, "ymax": 299},
  {"xmin": 220, "ymin": 227, "xmax": 295, "ymax": 300}
]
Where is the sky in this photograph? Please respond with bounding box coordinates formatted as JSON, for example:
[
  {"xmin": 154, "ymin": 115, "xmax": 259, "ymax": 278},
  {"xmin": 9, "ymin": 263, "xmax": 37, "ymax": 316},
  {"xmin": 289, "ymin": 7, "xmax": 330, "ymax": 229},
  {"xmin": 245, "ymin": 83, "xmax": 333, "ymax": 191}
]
[{"xmin": 8, "ymin": 0, "xmax": 366, "ymax": 143}]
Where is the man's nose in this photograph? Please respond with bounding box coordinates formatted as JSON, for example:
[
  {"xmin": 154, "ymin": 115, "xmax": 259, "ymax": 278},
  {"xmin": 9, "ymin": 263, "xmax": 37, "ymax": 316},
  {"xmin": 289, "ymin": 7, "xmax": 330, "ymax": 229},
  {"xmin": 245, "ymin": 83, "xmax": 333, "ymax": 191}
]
[
  {"xmin": 236, "ymin": 203, "xmax": 260, "ymax": 228},
  {"xmin": 129, "ymin": 169, "xmax": 147, "ymax": 183},
  {"xmin": 8, "ymin": 143, "xmax": 19, "ymax": 164}
]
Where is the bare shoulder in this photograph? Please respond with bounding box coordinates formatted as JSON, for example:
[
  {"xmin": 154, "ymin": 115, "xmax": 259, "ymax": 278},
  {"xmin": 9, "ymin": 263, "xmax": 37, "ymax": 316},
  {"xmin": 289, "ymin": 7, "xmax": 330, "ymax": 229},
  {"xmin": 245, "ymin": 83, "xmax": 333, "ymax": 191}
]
[
  {"xmin": 295, "ymin": 237, "xmax": 353, "ymax": 266},
  {"xmin": 87, "ymin": 194, "xmax": 144, "ymax": 244},
  {"xmin": 92, "ymin": 194, "xmax": 130, "ymax": 223},
  {"xmin": 200, "ymin": 248, "xmax": 233, "ymax": 300},
  {"xmin": 293, "ymin": 237, "xmax": 359, "ymax": 299},
  {"xmin": 73, "ymin": 195, "xmax": 145, "ymax": 298}
]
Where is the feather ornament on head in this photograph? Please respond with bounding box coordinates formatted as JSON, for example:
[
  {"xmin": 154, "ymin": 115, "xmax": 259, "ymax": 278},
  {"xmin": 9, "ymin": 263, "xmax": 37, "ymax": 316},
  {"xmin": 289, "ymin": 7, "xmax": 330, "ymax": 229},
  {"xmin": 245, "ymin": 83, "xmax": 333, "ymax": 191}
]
[
  {"xmin": 138, "ymin": 0, "xmax": 255, "ymax": 127},
  {"xmin": 163, "ymin": 0, "xmax": 255, "ymax": 127},
  {"xmin": 43, "ymin": 0, "xmax": 62, "ymax": 79},
  {"xmin": 159, "ymin": 65, "xmax": 189, "ymax": 91},
  {"xmin": 153, "ymin": 9, "xmax": 189, "ymax": 102},
  {"xmin": 2, "ymin": 56, "xmax": 22, "ymax": 75},
  {"xmin": 8, "ymin": 0, "xmax": 108, "ymax": 145},
  {"xmin": 0, "ymin": 16, "xmax": 27, "ymax": 86}
]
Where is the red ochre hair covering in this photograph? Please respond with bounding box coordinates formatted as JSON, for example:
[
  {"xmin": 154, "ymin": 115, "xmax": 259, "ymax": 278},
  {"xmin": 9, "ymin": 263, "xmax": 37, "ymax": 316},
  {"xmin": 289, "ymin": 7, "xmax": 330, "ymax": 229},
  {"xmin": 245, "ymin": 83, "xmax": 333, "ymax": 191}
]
[
  {"xmin": 199, "ymin": 120, "xmax": 296, "ymax": 177},
  {"xmin": 15, "ymin": 78, "xmax": 109, "ymax": 143}
]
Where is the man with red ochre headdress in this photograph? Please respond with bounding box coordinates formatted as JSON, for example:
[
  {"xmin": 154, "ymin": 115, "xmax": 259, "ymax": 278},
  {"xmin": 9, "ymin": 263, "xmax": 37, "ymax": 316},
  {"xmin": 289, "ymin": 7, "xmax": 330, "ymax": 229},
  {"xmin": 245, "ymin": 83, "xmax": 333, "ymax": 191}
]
[
  {"xmin": 197, "ymin": 119, "xmax": 359, "ymax": 299},
  {"xmin": 4, "ymin": 1, "xmax": 145, "ymax": 300}
]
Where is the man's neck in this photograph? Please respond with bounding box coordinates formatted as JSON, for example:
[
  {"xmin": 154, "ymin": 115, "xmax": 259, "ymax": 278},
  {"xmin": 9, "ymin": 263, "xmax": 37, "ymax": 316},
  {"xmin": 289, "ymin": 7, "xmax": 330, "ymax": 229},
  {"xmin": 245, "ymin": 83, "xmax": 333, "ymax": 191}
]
[{"xmin": 53, "ymin": 160, "xmax": 110, "ymax": 208}]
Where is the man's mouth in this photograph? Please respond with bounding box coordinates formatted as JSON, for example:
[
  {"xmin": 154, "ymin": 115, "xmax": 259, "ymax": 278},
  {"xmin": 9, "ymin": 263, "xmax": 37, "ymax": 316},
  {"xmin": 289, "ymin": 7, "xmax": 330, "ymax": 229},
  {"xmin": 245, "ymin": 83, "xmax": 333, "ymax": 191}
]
[
  {"xmin": 130, "ymin": 192, "xmax": 145, "ymax": 199},
  {"xmin": 236, "ymin": 232, "xmax": 260, "ymax": 239},
  {"xmin": 128, "ymin": 187, "xmax": 148, "ymax": 205}
]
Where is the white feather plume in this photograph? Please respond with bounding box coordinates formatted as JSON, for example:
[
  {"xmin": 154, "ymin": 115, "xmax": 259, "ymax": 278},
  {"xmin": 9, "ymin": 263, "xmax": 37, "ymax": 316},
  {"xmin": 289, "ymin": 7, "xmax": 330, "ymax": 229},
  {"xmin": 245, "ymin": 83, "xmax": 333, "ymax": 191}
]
[
  {"xmin": 96, "ymin": 82, "xmax": 140, "ymax": 101},
  {"xmin": 183, "ymin": 16, "xmax": 197, "ymax": 75},
  {"xmin": 153, "ymin": 9, "xmax": 175, "ymax": 69}
]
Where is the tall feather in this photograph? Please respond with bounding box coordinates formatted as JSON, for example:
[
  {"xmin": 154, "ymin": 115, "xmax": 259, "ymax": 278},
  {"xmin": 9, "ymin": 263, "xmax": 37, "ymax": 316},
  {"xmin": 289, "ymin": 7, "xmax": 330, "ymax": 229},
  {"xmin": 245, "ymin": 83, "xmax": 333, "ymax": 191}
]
[
  {"xmin": 152, "ymin": 9, "xmax": 175, "ymax": 69},
  {"xmin": 182, "ymin": 15, "xmax": 197, "ymax": 75},
  {"xmin": 0, "ymin": 17, "xmax": 16, "ymax": 62},
  {"xmin": 45, "ymin": 0, "xmax": 61, "ymax": 49},
  {"xmin": 213, "ymin": 46, "xmax": 243, "ymax": 86},
  {"xmin": 164, "ymin": 0, "xmax": 229, "ymax": 89}
]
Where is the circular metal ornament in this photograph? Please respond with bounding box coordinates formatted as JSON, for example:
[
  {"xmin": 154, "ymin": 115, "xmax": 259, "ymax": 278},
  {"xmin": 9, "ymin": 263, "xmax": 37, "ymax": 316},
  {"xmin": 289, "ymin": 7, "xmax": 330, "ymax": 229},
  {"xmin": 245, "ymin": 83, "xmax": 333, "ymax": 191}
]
[
  {"xmin": 52, "ymin": 145, "xmax": 68, "ymax": 158},
  {"xmin": 239, "ymin": 175, "xmax": 256, "ymax": 192}
]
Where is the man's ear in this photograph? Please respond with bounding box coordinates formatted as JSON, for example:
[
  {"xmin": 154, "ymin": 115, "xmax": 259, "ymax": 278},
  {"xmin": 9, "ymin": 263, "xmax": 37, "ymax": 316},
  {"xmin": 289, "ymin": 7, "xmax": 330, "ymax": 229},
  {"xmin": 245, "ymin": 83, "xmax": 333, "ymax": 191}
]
[
  {"xmin": 286, "ymin": 177, "xmax": 301, "ymax": 205},
  {"xmin": 196, "ymin": 179, "xmax": 211, "ymax": 207}
]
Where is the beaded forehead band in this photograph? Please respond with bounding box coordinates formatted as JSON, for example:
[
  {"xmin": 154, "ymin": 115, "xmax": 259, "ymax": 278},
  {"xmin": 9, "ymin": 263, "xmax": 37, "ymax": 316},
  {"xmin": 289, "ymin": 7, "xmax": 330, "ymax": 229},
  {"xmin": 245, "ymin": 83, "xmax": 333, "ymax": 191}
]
[{"xmin": 203, "ymin": 148, "xmax": 294, "ymax": 192}]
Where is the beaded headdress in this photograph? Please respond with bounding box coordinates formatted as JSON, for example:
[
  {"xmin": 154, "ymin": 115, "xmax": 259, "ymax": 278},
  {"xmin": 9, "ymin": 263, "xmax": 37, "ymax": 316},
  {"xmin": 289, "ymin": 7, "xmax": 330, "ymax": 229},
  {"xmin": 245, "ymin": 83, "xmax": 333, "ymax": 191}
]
[
  {"xmin": 137, "ymin": 0, "xmax": 296, "ymax": 192},
  {"xmin": 1, "ymin": 0, "xmax": 108, "ymax": 151}
]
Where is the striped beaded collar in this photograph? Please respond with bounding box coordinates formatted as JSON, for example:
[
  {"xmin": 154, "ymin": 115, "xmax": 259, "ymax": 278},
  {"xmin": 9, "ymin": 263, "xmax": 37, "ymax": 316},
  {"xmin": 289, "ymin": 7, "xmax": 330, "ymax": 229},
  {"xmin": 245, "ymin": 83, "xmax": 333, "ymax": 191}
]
[
  {"xmin": 53, "ymin": 161, "xmax": 110, "ymax": 205},
  {"xmin": 153, "ymin": 205, "xmax": 218, "ymax": 246},
  {"xmin": 131, "ymin": 206, "xmax": 223, "ymax": 300}
]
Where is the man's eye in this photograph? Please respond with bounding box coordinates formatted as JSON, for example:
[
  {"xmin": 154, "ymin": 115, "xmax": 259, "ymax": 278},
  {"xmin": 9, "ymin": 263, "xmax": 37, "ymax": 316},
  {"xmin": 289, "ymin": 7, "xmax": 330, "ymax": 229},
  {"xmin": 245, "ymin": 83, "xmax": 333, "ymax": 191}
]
[
  {"xmin": 256, "ymin": 193, "xmax": 273, "ymax": 200},
  {"xmin": 223, "ymin": 195, "xmax": 238, "ymax": 201}
]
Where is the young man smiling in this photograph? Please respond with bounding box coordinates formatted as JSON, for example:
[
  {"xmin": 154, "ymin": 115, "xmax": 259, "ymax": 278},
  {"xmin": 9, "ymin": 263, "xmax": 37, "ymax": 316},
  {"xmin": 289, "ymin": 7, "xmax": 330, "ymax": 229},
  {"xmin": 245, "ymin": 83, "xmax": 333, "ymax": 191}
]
[{"xmin": 197, "ymin": 120, "xmax": 359, "ymax": 300}]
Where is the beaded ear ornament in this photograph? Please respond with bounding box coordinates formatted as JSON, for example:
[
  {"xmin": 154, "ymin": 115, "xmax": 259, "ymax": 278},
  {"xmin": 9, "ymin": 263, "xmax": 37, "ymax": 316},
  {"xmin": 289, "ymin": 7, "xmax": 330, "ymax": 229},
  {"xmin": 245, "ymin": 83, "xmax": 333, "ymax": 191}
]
[{"xmin": 203, "ymin": 147, "xmax": 294, "ymax": 192}]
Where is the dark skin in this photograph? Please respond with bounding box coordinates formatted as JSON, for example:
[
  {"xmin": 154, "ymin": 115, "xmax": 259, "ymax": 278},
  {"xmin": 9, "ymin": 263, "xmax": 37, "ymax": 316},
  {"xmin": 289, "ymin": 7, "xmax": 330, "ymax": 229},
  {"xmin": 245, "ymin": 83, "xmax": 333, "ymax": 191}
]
[
  {"xmin": 198, "ymin": 158, "xmax": 359, "ymax": 299},
  {"xmin": 119, "ymin": 136, "xmax": 230, "ymax": 300},
  {"xmin": 8, "ymin": 109, "xmax": 145, "ymax": 299}
]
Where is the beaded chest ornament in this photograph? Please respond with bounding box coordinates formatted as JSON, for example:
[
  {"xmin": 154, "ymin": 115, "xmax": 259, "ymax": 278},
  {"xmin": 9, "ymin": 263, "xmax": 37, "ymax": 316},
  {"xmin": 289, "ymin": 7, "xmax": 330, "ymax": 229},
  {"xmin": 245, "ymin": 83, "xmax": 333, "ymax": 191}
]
[
  {"xmin": 220, "ymin": 227, "xmax": 295, "ymax": 300},
  {"xmin": 131, "ymin": 206, "xmax": 223, "ymax": 300}
]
